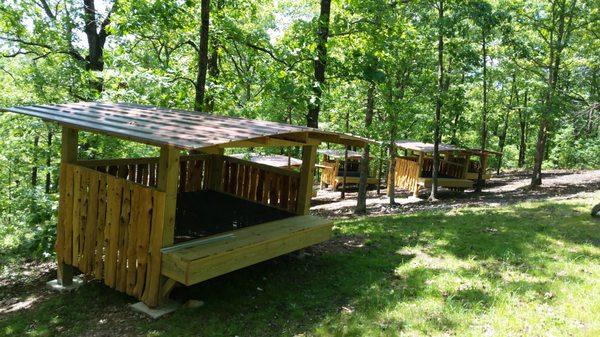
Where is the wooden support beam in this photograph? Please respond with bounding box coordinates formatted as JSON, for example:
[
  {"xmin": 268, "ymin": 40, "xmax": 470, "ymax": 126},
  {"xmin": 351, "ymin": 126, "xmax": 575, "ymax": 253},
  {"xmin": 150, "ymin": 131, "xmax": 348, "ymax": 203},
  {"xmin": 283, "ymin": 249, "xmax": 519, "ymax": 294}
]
[
  {"xmin": 209, "ymin": 153, "xmax": 225, "ymax": 191},
  {"xmin": 201, "ymin": 136, "xmax": 319, "ymax": 150},
  {"xmin": 57, "ymin": 127, "xmax": 78, "ymax": 286},
  {"xmin": 198, "ymin": 147, "xmax": 224, "ymax": 155},
  {"xmin": 155, "ymin": 145, "xmax": 180, "ymax": 306},
  {"xmin": 296, "ymin": 145, "xmax": 317, "ymax": 215},
  {"xmin": 157, "ymin": 145, "xmax": 181, "ymax": 247}
]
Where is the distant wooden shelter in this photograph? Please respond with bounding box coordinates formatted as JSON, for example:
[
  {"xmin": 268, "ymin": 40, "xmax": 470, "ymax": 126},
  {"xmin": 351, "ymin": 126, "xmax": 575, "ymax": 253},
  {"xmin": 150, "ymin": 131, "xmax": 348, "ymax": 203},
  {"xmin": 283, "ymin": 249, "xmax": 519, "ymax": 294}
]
[
  {"xmin": 319, "ymin": 149, "xmax": 379, "ymax": 190},
  {"xmin": 389, "ymin": 140, "xmax": 501, "ymax": 196},
  {"xmin": 3, "ymin": 102, "xmax": 370, "ymax": 308},
  {"xmin": 230, "ymin": 153, "xmax": 302, "ymax": 169}
]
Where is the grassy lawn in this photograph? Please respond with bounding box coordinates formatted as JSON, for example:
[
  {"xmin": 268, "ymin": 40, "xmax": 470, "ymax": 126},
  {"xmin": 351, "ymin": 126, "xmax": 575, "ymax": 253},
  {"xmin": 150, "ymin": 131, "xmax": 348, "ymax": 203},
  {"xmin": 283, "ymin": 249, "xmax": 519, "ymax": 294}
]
[{"xmin": 1, "ymin": 194, "xmax": 599, "ymax": 336}]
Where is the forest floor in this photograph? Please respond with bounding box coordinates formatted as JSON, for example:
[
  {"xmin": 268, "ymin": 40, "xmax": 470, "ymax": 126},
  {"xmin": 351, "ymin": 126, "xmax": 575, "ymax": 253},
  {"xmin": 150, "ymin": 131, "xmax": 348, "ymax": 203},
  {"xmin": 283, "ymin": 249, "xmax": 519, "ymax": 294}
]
[
  {"xmin": 0, "ymin": 170, "xmax": 599, "ymax": 336},
  {"xmin": 312, "ymin": 169, "xmax": 600, "ymax": 218}
]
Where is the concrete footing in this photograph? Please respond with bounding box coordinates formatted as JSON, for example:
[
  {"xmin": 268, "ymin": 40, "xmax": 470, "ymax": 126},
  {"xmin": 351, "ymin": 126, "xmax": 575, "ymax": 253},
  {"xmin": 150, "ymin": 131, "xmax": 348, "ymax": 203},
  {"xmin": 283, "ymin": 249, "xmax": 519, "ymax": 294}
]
[
  {"xmin": 130, "ymin": 300, "xmax": 180, "ymax": 319},
  {"xmin": 46, "ymin": 276, "xmax": 85, "ymax": 292}
]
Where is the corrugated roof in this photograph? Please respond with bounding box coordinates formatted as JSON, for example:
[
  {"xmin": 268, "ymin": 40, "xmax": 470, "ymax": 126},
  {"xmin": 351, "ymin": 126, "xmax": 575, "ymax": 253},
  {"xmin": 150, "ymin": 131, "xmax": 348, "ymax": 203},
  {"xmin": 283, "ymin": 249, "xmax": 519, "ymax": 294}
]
[
  {"xmin": 395, "ymin": 140, "xmax": 463, "ymax": 153},
  {"xmin": 230, "ymin": 153, "xmax": 302, "ymax": 167},
  {"xmin": 395, "ymin": 140, "xmax": 502, "ymax": 156},
  {"xmin": 318, "ymin": 149, "xmax": 373, "ymax": 160},
  {"xmin": 1, "ymin": 102, "xmax": 371, "ymax": 150}
]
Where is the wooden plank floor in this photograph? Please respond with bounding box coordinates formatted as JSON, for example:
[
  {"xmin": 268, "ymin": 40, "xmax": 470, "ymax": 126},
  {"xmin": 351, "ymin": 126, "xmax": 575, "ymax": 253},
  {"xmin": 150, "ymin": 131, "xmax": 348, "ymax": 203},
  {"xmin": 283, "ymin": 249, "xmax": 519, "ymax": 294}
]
[{"xmin": 161, "ymin": 215, "xmax": 332, "ymax": 286}]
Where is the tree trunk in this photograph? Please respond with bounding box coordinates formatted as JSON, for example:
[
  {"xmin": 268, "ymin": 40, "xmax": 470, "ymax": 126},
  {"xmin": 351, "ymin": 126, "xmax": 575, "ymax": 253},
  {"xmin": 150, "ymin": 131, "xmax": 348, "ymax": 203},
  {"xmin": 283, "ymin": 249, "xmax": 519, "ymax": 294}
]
[
  {"xmin": 475, "ymin": 33, "xmax": 488, "ymax": 193},
  {"xmin": 497, "ymin": 73, "xmax": 516, "ymax": 174},
  {"xmin": 377, "ymin": 145, "xmax": 384, "ymax": 195},
  {"xmin": 518, "ymin": 89, "xmax": 528, "ymax": 167},
  {"xmin": 430, "ymin": 0, "xmax": 444, "ymax": 201},
  {"xmin": 356, "ymin": 83, "xmax": 376, "ymax": 214},
  {"xmin": 194, "ymin": 0, "xmax": 211, "ymax": 112},
  {"xmin": 306, "ymin": 0, "xmax": 331, "ymax": 128},
  {"xmin": 387, "ymin": 140, "xmax": 397, "ymax": 205},
  {"xmin": 341, "ymin": 109, "xmax": 350, "ymax": 199},
  {"xmin": 531, "ymin": 0, "xmax": 573, "ymax": 187},
  {"xmin": 31, "ymin": 135, "xmax": 39, "ymax": 187},
  {"xmin": 82, "ymin": 0, "xmax": 115, "ymax": 95},
  {"xmin": 45, "ymin": 129, "xmax": 53, "ymax": 193}
]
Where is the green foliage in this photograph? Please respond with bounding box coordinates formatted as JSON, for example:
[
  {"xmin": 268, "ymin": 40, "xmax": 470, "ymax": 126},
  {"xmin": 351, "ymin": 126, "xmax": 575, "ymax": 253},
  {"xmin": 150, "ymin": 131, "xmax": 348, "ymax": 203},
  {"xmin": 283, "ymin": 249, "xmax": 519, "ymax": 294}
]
[
  {"xmin": 550, "ymin": 125, "xmax": 600, "ymax": 169},
  {"xmin": 0, "ymin": 0, "xmax": 598, "ymax": 256}
]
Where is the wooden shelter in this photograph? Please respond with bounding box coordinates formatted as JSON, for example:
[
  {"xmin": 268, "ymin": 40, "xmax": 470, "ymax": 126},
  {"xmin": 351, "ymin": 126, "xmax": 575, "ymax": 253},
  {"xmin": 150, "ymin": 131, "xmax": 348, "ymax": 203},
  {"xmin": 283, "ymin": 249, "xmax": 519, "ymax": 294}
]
[
  {"xmin": 2, "ymin": 102, "xmax": 370, "ymax": 307},
  {"xmin": 319, "ymin": 149, "xmax": 379, "ymax": 190},
  {"xmin": 389, "ymin": 140, "xmax": 501, "ymax": 196}
]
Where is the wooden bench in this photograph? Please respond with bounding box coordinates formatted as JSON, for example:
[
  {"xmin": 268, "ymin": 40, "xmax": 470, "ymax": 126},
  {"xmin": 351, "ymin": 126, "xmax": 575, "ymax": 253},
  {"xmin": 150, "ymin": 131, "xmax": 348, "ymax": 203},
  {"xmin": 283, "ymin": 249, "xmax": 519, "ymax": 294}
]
[
  {"xmin": 418, "ymin": 177, "xmax": 474, "ymax": 189},
  {"xmin": 161, "ymin": 215, "xmax": 332, "ymax": 286}
]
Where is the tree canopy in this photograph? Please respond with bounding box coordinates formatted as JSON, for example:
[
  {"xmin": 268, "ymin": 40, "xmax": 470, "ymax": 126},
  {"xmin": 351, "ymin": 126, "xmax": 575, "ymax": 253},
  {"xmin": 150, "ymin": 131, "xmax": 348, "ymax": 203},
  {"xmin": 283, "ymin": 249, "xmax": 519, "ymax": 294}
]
[{"xmin": 0, "ymin": 0, "xmax": 598, "ymax": 254}]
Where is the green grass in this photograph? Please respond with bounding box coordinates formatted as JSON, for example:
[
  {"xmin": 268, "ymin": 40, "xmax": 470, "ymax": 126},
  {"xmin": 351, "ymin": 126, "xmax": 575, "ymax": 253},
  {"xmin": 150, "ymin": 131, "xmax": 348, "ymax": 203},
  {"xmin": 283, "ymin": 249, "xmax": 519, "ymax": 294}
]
[{"xmin": 1, "ymin": 195, "xmax": 599, "ymax": 337}]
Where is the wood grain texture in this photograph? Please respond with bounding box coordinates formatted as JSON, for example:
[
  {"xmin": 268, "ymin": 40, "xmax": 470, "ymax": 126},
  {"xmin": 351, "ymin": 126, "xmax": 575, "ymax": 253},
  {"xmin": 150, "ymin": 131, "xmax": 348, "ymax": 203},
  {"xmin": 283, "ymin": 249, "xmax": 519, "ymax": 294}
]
[{"xmin": 57, "ymin": 163, "xmax": 166, "ymax": 305}]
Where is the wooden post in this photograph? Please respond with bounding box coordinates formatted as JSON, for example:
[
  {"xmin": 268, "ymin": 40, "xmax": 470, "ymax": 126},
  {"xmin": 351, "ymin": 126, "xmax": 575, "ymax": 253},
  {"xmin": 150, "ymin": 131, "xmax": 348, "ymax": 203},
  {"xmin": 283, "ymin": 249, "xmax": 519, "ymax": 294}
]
[
  {"xmin": 157, "ymin": 145, "xmax": 180, "ymax": 247},
  {"xmin": 155, "ymin": 145, "xmax": 181, "ymax": 305},
  {"xmin": 57, "ymin": 127, "xmax": 78, "ymax": 286},
  {"xmin": 297, "ymin": 144, "xmax": 317, "ymax": 215},
  {"xmin": 208, "ymin": 149, "xmax": 225, "ymax": 191}
]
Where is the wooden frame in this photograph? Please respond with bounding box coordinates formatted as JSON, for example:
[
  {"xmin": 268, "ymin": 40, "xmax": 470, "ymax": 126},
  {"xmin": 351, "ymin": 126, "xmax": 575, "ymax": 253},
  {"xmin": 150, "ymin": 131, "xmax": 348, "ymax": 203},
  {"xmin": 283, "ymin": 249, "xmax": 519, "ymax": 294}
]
[
  {"xmin": 54, "ymin": 128, "xmax": 334, "ymax": 307},
  {"xmin": 319, "ymin": 153, "xmax": 379, "ymax": 191},
  {"xmin": 387, "ymin": 147, "xmax": 496, "ymax": 196}
]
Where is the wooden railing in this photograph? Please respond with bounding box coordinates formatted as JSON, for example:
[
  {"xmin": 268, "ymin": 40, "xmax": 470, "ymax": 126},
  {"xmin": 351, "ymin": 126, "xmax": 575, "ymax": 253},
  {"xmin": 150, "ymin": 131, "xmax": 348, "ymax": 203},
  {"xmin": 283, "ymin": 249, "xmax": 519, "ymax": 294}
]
[
  {"xmin": 80, "ymin": 154, "xmax": 302, "ymax": 214},
  {"xmin": 57, "ymin": 163, "xmax": 166, "ymax": 304},
  {"xmin": 421, "ymin": 157, "xmax": 467, "ymax": 179},
  {"xmin": 391, "ymin": 156, "xmax": 420, "ymax": 192},
  {"xmin": 216, "ymin": 156, "xmax": 301, "ymax": 213},
  {"xmin": 79, "ymin": 157, "xmax": 159, "ymax": 188},
  {"xmin": 178, "ymin": 154, "xmax": 212, "ymax": 192}
]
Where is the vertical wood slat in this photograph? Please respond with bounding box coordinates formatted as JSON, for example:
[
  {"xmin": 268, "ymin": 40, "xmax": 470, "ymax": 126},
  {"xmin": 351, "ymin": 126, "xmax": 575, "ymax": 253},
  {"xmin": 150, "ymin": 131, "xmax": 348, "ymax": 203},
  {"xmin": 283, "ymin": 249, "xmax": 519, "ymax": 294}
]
[
  {"xmin": 58, "ymin": 163, "xmax": 165, "ymax": 305},
  {"xmin": 71, "ymin": 166, "xmax": 82, "ymax": 266},
  {"xmin": 213, "ymin": 156, "xmax": 301, "ymax": 213},
  {"xmin": 126, "ymin": 186, "xmax": 140, "ymax": 295},
  {"xmin": 133, "ymin": 188, "xmax": 152, "ymax": 298},
  {"xmin": 63, "ymin": 164, "xmax": 75, "ymax": 265},
  {"xmin": 83, "ymin": 171, "xmax": 100, "ymax": 273},
  {"xmin": 141, "ymin": 190, "xmax": 166, "ymax": 306},
  {"xmin": 393, "ymin": 157, "xmax": 420, "ymax": 193},
  {"xmin": 94, "ymin": 174, "xmax": 107, "ymax": 279},
  {"xmin": 105, "ymin": 176, "xmax": 122, "ymax": 287},
  {"xmin": 116, "ymin": 183, "xmax": 132, "ymax": 292}
]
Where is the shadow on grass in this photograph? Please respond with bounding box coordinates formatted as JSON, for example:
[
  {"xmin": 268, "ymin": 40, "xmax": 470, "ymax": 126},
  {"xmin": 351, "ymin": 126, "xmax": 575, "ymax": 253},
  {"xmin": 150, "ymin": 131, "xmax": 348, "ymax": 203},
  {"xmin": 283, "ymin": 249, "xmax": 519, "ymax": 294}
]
[{"xmin": 1, "ymin": 200, "xmax": 599, "ymax": 336}]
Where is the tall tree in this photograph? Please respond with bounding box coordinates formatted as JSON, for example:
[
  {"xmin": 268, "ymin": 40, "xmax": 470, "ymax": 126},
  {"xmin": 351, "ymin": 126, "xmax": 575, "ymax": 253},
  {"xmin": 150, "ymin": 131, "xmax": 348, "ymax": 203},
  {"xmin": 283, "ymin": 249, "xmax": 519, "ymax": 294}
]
[
  {"xmin": 356, "ymin": 83, "xmax": 375, "ymax": 214},
  {"xmin": 531, "ymin": 0, "xmax": 579, "ymax": 186},
  {"xmin": 194, "ymin": 0, "xmax": 211, "ymax": 112},
  {"xmin": 0, "ymin": 0, "xmax": 119, "ymax": 97},
  {"xmin": 306, "ymin": 0, "xmax": 332, "ymax": 128},
  {"xmin": 430, "ymin": 0, "xmax": 445, "ymax": 201},
  {"xmin": 518, "ymin": 89, "xmax": 529, "ymax": 168},
  {"xmin": 469, "ymin": 0, "xmax": 500, "ymax": 192}
]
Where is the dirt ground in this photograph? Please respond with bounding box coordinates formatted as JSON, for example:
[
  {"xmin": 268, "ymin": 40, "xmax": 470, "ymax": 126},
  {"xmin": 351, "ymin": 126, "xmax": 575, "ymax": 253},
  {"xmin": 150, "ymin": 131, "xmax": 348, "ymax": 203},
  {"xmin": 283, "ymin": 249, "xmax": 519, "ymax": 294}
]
[{"xmin": 311, "ymin": 169, "xmax": 600, "ymax": 218}]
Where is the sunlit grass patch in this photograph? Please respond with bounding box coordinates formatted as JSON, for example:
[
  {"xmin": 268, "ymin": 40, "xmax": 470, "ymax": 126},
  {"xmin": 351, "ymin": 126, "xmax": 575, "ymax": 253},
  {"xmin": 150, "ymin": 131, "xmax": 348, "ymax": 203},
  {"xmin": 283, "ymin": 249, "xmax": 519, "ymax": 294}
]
[{"xmin": 0, "ymin": 193, "xmax": 599, "ymax": 336}]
